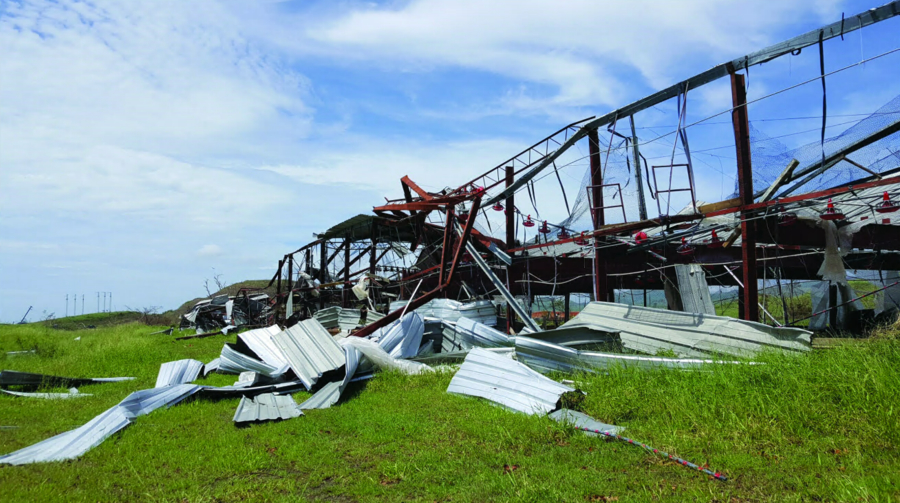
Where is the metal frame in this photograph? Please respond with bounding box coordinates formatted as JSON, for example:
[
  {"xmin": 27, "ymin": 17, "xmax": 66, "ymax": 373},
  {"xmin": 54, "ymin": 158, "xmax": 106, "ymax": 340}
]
[
  {"xmin": 586, "ymin": 183, "xmax": 628, "ymax": 225},
  {"xmin": 652, "ymin": 164, "xmax": 697, "ymax": 216}
]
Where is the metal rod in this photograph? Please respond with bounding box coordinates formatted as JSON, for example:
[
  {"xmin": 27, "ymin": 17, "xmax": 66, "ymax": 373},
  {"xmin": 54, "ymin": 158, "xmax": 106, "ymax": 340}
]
[
  {"xmin": 723, "ymin": 266, "xmax": 782, "ymax": 326},
  {"xmin": 575, "ymin": 426, "xmax": 728, "ymax": 482}
]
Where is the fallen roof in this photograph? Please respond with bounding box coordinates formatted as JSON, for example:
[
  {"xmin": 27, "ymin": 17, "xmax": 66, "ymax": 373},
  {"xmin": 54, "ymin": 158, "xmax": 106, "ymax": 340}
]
[{"xmin": 447, "ymin": 347, "xmax": 577, "ymax": 415}]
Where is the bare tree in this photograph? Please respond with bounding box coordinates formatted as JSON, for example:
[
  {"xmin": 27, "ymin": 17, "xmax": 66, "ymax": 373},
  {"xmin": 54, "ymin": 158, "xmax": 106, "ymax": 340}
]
[{"xmin": 203, "ymin": 269, "xmax": 228, "ymax": 297}]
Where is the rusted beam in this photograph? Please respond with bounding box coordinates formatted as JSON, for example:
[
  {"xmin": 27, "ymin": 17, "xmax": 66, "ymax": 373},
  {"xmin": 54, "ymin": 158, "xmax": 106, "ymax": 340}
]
[
  {"xmin": 505, "ymin": 165, "xmax": 515, "ymax": 250},
  {"xmin": 401, "ymin": 175, "xmax": 434, "ymax": 201},
  {"xmin": 731, "ymin": 72, "xmax": 759, "ymax": 323},
  {"xmin": 343, "ymin": 235, "xmax": 351, "ymax": 307}
]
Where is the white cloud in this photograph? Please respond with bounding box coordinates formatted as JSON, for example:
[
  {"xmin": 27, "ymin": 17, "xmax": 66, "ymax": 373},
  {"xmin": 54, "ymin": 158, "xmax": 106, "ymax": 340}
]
[
  {"xmin": 306, "ymin": 0, "xmax": 842, "ymax": 111},
  {"xmin": 197, "ymin": 244, "xmax": 224, "ymax": 258}
]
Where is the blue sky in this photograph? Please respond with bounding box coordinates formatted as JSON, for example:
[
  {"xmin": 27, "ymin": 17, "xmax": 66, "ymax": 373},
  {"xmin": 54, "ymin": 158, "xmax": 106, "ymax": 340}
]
[{"xmin": 1, "ymin": 0, "xmax": 899, "ymax": 321}]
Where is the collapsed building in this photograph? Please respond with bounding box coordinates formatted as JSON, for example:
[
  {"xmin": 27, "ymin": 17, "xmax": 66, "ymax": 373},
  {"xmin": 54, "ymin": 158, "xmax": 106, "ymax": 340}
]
[{"xmin": 266, "ymin": 3, "xmax": 900, "ymax": 336}]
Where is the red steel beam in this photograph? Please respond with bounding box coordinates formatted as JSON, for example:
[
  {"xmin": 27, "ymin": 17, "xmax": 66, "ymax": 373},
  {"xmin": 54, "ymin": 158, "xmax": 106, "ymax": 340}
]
[{"xmin": 401, "ymin": 175, "xmax": 434, "ymax": 201}]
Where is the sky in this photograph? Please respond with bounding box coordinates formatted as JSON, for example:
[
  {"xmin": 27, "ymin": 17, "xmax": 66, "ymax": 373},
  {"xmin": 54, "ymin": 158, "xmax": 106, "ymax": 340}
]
[{"xmin": 2, "ymin": 0, "xmax": 899, "ymax": 321}]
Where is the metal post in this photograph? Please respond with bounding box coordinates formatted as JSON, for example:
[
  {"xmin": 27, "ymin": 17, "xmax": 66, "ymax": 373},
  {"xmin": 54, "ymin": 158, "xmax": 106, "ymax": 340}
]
[
  {"xmin": 588, "ymin": 127, "xmax": 608, "ymax": 302},
  {"xmin": 564, "ymin": 293, "xmax": 570, "ymax": 322},
  {"xmin": 341, "ymin": 236, "xmax": 350, "ymax": 307},
  {"xmin": 275, "ymin": 258, "xmax": 283, "ymax": 312},
  {"xmin": 319, "ymin": 243, "xmax": 327, "ymax": 309},
  {"xmin": 731, "ymin": 72, "xmax": 759, "ymax": 322},
  {"xmin": 828, "ymin": 282, "xmax": 838, "ymax": 329},
  {"xmin": 505, "ymin": 165, "xmax": 515, "ymax": 332},
  {"xmin": 630, "ymin": 116, "xmax": 648, "ymax": 221}
]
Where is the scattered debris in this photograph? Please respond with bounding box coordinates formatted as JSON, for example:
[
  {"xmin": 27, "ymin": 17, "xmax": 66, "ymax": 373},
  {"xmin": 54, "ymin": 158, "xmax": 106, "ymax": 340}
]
[
  {"xmin": 5, "ymin": 350, "xmax": 36, "ymax": 357},
  {"xmin": 155, "ymin": 359, "xmax": 204, "ymax": 388}
]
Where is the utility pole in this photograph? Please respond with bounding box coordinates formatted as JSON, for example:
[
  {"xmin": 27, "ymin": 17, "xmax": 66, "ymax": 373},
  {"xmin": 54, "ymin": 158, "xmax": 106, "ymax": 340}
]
[
  {"xmin": 81, "ymin": 294, "xmax": 84, "ymax": 315},
  {"xmin": 97, "ymin": 292, "xmax": 100, "ymax": 313},
  {"xmin": 103, "ymin": 292, "xmax": 107, "ymax": 313},
  {"xmin": 65, "ymin": 294, "xmax": 68, "ymax": 317},
  {"xmin": 109, "ymin": 292, "xmax": 112, "ymax": 312}
]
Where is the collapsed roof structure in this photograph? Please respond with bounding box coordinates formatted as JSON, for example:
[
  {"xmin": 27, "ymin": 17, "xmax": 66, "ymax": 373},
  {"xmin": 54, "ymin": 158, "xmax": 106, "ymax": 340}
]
[{"xmin": 264, "ymin": 3, "xmax": 900, "ymax": 336}]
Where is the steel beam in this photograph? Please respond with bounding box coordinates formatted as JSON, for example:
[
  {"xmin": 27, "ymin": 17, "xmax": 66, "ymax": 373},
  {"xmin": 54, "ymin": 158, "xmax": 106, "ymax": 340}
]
[{"xmin": 731, "ymin": 73, "xmax": 759, "ymax": 323}]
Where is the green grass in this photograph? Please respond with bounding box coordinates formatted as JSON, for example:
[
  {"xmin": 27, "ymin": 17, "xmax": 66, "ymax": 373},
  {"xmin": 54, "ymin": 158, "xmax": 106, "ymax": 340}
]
[{"xmin": 2, "ymin": 321, "xmax": 899, "ymax": 502}]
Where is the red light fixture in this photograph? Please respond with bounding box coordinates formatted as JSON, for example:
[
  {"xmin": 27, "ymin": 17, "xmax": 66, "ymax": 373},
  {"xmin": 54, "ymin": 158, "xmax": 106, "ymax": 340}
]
[
  {"xmin": 538, "ymin": 221, "xmax": 551, "ymax": 234},
  {"xmin": 707, "ymin": 229, "xmax": 723, "ymax": 248},
  {"xmin": 634, "ymin": 231, "xmax": 648, "ymax": 244},
  {"xmin": 820, "ymin": 198, "xmax": 845, "ymax": 221},
  {"xmin": 676, "ymin": 237, "xmax": 695, "ymax": 256},
  {"xmin": 875, "ymin": 191, "xmax": 898, "ymax": 214},
  {"xmin": 574, "ymin": 232, "xmax": 588, "ymax": 246},
  {"xmin": 492, "ymin": 203, "xmax": 504, "ymax": 212},
  {"xmin": 523, "ymin": 215, "xmax": 535, "ymax": 227},
  {"xmin": 557, "ymin": 228, "xmax": 570, "ymax": 239}
]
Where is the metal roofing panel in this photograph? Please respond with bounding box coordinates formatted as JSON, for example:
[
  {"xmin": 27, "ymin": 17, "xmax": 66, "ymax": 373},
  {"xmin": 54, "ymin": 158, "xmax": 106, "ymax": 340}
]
[
  {"xmin": 369, "ymin": 312, "xmax": 425, "ymax": 358},
  {"xmin": 515, "ymin": 336, "xmax": 743, "ymax": 374},
  {"xmin": 454, "ymin": 317, "xmax": 512, "ymax": 348},
  {"xmin": 447, "ymin": 347, "xmax": 575, "ymax": 415},
  {"xmin": 0, "ymin": 371, "xmax": 134, "ymax": 391},
  {"xmin": 271, "ymin": 319, "xmax": 345, "ymax": 389},
  {"xmin": 674, "ymin": 264, "xmax": 716, "ymax": 315},
  {"xmin": 203, "ymin": 357, "xmax": 221, "ymax": 376},
  {"xmin": 314, "ymin": 306, "xmax": 342, "ymax": 329},
  {"xmin": 154, "ymin": 359, "xmax": 204, "ymax": 388},
  {"xmin": 238, "ymin": 325, "xmax": 289, "ymax": 369},
  {"xmin": 555, "ymin": 302, "xmax": 811, "ymax": 358},
  {"xmin": 0, "ymin": 384, "xmax": 201, "ymax": 465},
  {"xmin": 1, "ymin": 388, "xmax": 91, "ymax": 399},
  {"xmin": 219, "ymin": 343, "xmax": 289, "ymax": 377},
  {"xmin": 233, "ymin": 393, "xmax": 303, "ymax": 424},
  {"xmin": 549, "ymin": 409, "xmax": 623, "ymax": 436},
  {"xmin": 338, "ymin": 309, "xmax": 362, "ymax": 330}
]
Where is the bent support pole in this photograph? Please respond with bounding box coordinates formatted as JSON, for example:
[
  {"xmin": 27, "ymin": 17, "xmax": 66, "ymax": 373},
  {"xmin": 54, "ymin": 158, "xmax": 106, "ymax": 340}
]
[
  {"xmin": 352, "ymin": 196, "xmax": 483, "ymax": 338},
  {"xmin": 731, "ymin": 73, "xmax": 759, "ymax": 323}
]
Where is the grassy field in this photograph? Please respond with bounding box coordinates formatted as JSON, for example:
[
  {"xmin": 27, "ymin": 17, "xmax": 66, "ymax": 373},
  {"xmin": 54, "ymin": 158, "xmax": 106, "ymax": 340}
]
[{"xmin": 1, "ymin": 321, "xmax": 899, "ymax": 502}]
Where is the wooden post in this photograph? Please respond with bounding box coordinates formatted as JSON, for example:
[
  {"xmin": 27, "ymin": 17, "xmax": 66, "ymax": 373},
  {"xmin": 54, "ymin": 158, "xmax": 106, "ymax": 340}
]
[
  {"xmin": 564, "ymin": 292, "xmax": 571, "ymax": 322},
  {"xmin": 588, "ymin": 127, "xmax": 609, "ymax": 302},
  {"xmin": 731, "ymin": 72, "xmax": 759, "ymax": 322}
]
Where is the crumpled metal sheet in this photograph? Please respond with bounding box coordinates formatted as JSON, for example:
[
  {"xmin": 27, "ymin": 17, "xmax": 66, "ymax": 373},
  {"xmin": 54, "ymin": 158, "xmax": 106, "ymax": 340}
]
[
  {"xmin": 551, "ymin": 302, "xmax": 811, "ymax": 358},
  {"xmin": 369, "ymin": 312, "xmax": 424, "ymax": 358},
  {"xmin": 447, "ymin": 347, "xmax": 576, "ymax": 415},
  {"xmin": 155, "ymin": 359, "xmax": 204, "ymax": 388},
  {"xmin": 389, "ymin": 299, "xmax": 498, "ymax": 326},
  {"xmin": 233, "ymin": 393, "xmax": 303, "ymax": 424},
  {"xmin": 674, "ymin": 264, "xmax": 716, "ymax": 315},
  {"xmin": 218, "ymin": 343, "xmax": 289, "ymax": 378},
  {"xmin": 271, "ymin": 319, "xmax": 345, "ymax": 390},
  {"xmin": 203, "ymin": 357, "xmax": 221, "ymax": 376},
  {"xmin": 515, "ymin": 336, "xmax": 745, "ymax": 374},
  {"xmin": 0, "ymin": 383, "xmax": 201, "ymax": 465}
]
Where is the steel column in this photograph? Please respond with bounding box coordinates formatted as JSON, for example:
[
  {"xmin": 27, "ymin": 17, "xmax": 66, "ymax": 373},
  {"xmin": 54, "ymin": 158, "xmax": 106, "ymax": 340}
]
[
  {"xmin": 588, "ymin": 127, "xmax": 609, "ymax": 302},
  {"xmin": 343, "ymin": 235, "xmax": 351, "ymax": 308},
  {"xmin": 731, "ymin": 73, "xmax": 759, "ymax": 322},
  {"xmin": 630, "ymin": 116, "xmax": 648, "ymax": 221}
]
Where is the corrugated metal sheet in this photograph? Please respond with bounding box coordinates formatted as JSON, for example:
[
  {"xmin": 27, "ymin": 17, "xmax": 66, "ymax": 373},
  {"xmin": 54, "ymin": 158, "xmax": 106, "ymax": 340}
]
[
  {"xmin": 339, "ymin": 309, "xmax": 362, "ymax": 330},
  {"xmin": 552, "ymin": 302, "xmax": 811, "ymax": 358},
  {"xmin": 271, "ymin": 319, "xmax": 345, "ymax": 390},
  {"xmin": 219, "ymin": 343, "xmax": 289, "ymax": 377},
  {"xmin": 368, "ymin": 312, "xmax": 425, "ymax": 358},
  {"xmin": 549, "ymin": 409, "xmax": 623, "ymax": 435},
  {"xmin": 0, "ymin": 384, "xmax": 201, "ymax": 465},
  {"xmin": 1, "ymin": 388, "xmax": 90, "ymax": 399},
  {"xmin": 233, "ymin": 393, "xmax": 303, "ymax": 424},
  {"xmin": 299, "ymin": 342, "xmax": 361, "ymax": 410},
  {"xmin": 238, "ymin": 325, "xmax": 289, "ymax": 369},
  {"xmin": 447, "ymin": 347, "xmax": 576, "ymax": 415},
  {"xmin": 389, "ymin": 299, "xmax": 498, "ymax": 326},
  {"xmin": 200, "ymin": 380, "xmax": 305, "ymax": 399},
  {"xmin": 155, "ymin": 359, "xmax": 204, "ymax": 388},
  {"xmin": 515, "ymin": 336, "xmax": 742, "ymax": 374},
  {"xmin": 453, "ymin": 317, "xmax": 512, "ymax": 348},
  {"xmin": 314, "ymin": 306, "xmax": 342, "ymax": 329},
  {"xmin": 674, "ymin": 264, "xmax": 716, "ymax": 315},
  {"xmin": 0, "ymin": 371, "xmax": 134, "ymax": 391},
  {"xmin": 203, "ymin": 357, "xmax": 221, "ymax": 376}
]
